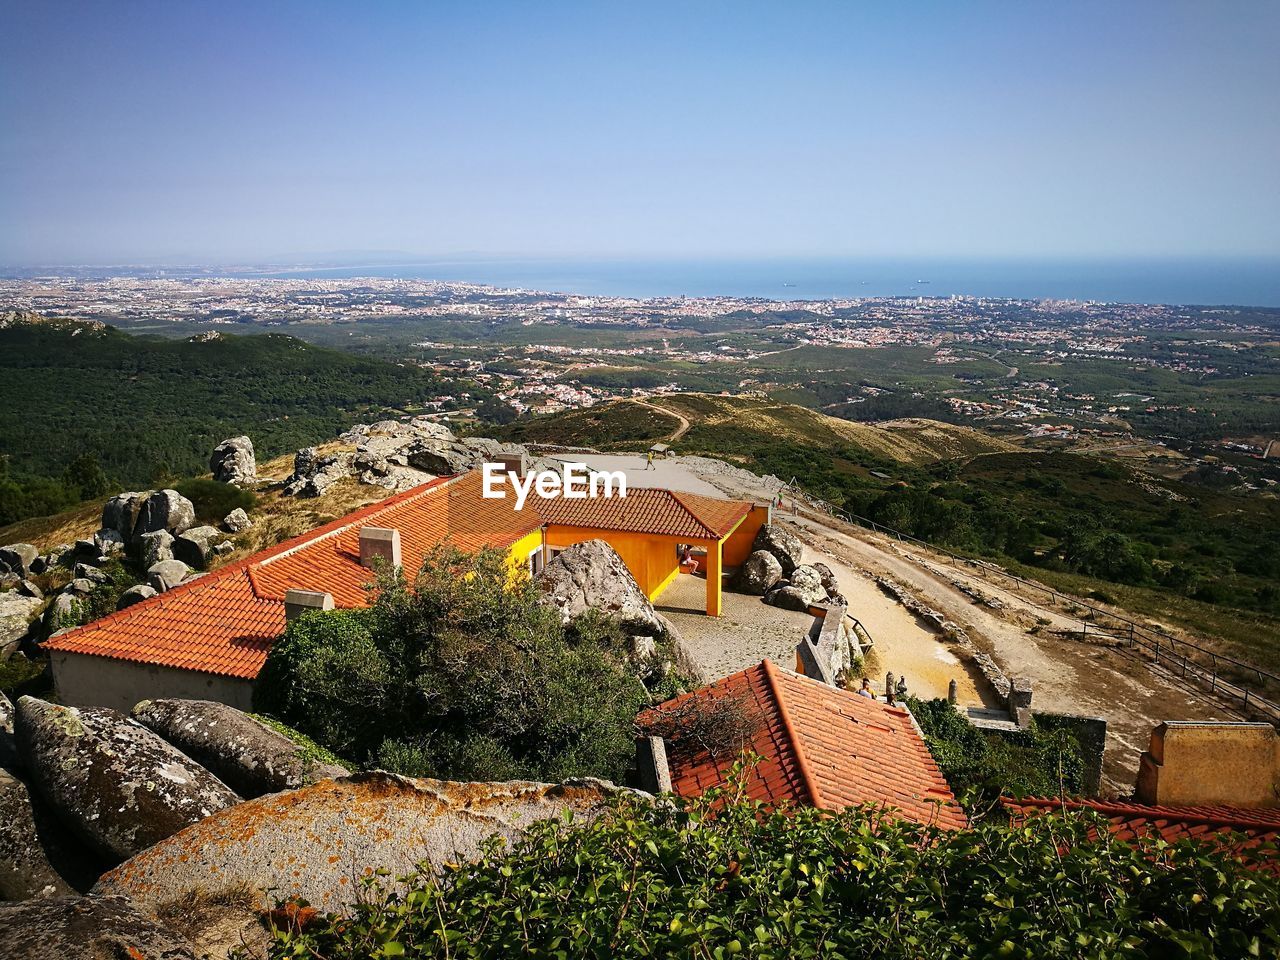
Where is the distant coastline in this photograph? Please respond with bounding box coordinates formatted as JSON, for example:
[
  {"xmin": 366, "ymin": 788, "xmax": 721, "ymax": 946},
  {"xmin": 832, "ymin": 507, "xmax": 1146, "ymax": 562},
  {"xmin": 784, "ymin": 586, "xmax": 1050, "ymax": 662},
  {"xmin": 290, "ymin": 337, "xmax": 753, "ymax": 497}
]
[{"xmin": 4, "ymin": 257, "xmax": 1279, "ymax": 307}]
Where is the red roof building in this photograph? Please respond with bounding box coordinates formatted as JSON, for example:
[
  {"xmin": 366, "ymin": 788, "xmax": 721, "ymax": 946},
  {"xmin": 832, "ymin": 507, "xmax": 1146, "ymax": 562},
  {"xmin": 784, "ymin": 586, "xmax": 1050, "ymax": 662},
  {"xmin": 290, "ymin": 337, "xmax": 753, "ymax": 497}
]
[
  {"xmin": 42, "ymin": 470, "xmax": 766, "ymax": 711},
  {"xmin": 639, "ymin": 659, "xmax": 968, "ymax": 830},
  {"xmin": 1005, "ymin": 796, "xmax": 1280, "ymax": 867}
]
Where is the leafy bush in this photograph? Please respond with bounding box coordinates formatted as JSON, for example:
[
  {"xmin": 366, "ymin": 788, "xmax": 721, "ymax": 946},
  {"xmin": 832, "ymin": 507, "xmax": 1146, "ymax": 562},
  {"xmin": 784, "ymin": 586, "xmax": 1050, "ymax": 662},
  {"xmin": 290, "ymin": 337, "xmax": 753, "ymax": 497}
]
[
  {"xmin": 907, "ymin": 697, "xmax": 1085, "ymax": 811},
  {"xmin": 253, "ymin": 546, "xmax": 649, "ymax": 782},
  {"xmin": 260, "ymin": 765, "xmax": 1280, "ymax": 960},
  {"xmin": 174, "ymin": 478, "xmax": 257, "ymax": 525}
]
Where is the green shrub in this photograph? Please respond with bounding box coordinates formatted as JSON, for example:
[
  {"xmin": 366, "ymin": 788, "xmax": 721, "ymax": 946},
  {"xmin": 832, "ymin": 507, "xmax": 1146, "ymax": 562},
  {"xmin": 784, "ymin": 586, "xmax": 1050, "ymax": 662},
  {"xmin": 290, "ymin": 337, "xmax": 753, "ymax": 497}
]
[
  {"xmin": 253, "ymin": 546, "xmax": 648, "ymax": 783},
  {"xmin": 907, "ymin": 697, "xmax": 1085, "ymax": 810},
  {"xmin": 175, "ymin": 477, "xmax": 257, "ymax": 525},
  {"xmin": 259, "ymin": 764, "xmax": 1280, "ymax": 960},
  {"xmin": 0, "ymin": 656, "xmax": 48, "ymax": 696}
]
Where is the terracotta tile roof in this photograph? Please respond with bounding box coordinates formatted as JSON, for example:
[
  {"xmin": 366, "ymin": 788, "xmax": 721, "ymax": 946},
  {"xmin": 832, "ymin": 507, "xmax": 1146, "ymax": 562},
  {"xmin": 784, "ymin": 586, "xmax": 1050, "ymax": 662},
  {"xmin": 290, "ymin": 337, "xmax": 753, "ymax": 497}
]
[
  {"xmin": 537, "ymin": 487, "xmax": 751, "ymax": 541},
  {"xmin": 1005, "ymin": 797, "xmax": 1280, "ymax": 867},
  {"xmin": 42, "ymin": 473, "xmax": 541, "ymax": 680},
  {"xmin": 639, "ymin": 660, "xmax": 968, "ymax": 830}
]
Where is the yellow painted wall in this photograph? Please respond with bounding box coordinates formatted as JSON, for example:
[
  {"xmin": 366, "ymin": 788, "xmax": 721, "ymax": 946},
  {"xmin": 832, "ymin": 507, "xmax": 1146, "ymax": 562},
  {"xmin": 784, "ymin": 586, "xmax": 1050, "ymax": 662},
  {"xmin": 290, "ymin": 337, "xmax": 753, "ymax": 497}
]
[
  {"xmin": 505, "ymin": 528, "xmax": 546, "ymax": 579},
  {"xmin": 723, "ymin": 505, "xmax": 770, "ymax": 567},
  {"xmin": 546, "ymin": 526, "xmax": 684, "ymax": 602},
  {"xmin": 1136, "ymin": 721, "xmax": 1280, "ymax": 808}
]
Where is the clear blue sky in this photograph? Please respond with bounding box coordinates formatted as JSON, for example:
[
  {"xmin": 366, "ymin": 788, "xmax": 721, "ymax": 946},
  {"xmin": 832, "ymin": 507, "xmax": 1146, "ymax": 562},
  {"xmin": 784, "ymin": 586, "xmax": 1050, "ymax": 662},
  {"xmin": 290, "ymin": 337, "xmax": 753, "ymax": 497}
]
[{"xmin": 2, "ymin": 0, "xmax": 1278, "ymax": 265}]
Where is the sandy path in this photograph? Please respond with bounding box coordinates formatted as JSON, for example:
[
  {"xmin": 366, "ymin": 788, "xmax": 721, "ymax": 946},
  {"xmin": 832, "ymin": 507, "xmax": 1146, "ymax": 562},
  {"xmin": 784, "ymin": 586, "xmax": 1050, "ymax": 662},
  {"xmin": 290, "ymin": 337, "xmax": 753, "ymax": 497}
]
[{"xmin": 802, "ymin": 544, "xmax": 996, "ymax": 707}]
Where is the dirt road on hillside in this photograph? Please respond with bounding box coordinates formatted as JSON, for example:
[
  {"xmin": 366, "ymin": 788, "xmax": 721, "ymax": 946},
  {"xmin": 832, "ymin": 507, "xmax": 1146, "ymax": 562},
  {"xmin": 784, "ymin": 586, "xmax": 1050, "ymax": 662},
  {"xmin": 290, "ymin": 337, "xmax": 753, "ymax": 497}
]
[
  {"xmin": 635, "ymin": 399, "xmax": 691, "ymax": 441},
  {"xmin": 778, "ymin": 514, "xmax": 1245, "ymax": 793}
]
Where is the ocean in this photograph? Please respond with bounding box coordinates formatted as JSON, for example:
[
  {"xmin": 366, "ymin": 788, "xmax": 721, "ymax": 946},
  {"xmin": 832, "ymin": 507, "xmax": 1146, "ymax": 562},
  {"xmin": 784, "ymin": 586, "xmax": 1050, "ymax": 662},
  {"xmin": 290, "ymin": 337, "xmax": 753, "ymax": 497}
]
[{"xmin": 257, "ymin": 257, "xmax": 1280, "ymax": 307}]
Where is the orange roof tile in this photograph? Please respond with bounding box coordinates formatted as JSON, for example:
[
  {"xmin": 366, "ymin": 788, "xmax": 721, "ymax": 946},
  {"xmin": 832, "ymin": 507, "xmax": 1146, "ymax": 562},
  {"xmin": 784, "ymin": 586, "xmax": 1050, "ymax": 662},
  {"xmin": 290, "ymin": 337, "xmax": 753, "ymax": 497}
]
[
  {"xmin": 639, "ymin": 660, "xmax": 968, "ymax": 830},
  {"xmin": 1005, "ymin": 796, "xmax": 1280, "ymax": 867},
  {"xmin": 43, "ymin": 473, "xmax": 541, "ymax": 680},
  {"xmin": 537, "ymin": 487, "xmax": 751, "ymax": 541}
]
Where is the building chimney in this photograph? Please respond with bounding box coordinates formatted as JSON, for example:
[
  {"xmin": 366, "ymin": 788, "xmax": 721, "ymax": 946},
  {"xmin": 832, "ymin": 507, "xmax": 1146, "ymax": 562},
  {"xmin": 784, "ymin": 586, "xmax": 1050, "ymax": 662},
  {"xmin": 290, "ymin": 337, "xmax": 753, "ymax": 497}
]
[
  {"xmin": 491, "ymin": 451, "xmax": 527, "ymax": 480},
  {"xmin": 634, "ymin": 735, "xmax": 672, "ymax": 795},
  {"xmin": 284, "ymin": 589, "xmax": 334, "ymax": 621},
  {"xmin": 359, "ymin": 526, "xmax": 402, "ymax": 570}
]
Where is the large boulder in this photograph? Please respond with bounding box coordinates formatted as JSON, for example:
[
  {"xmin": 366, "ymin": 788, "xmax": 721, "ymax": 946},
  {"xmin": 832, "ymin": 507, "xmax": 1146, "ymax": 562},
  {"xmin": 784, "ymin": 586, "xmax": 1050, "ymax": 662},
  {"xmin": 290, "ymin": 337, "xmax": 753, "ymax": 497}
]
[
  {"xmin": 0, "ymin": 768, "xmax": 100, "ymax": 899},
  {"xmin": 763, "ymin": 585, "xmax": 812, "ymax": 612},
  {"xmin": 147, "ymin": 559, "xmax": 189, "ymax": 593},
  {"xmin": 131, "ymin": 699, "xmax": 349, "ymax": 799},
  {"xmin": 137, "ymin": 529, "xmax": 175, "ymax": 567},
  {"xmin": 0, "ymin": 896, "xmax": 198, "ymax": 960},
  {"xmin": 171, "ymin": 525, "xmax": 221, "ymax": 570},
  {"xmin": 404, "ymin": 437, "xmax": 479, "ymax": 475},
  {"xmin": 101, "ymin": 492, "xmax": 146, "ymax": 539},
  {"xmin": 0, "ymin": 592, "xmax": 41, "ymax": 660},
  {"xmin": 0, "ymin": 543, "xmax": 39, "ymax": 578},
  {"xmin": 116, "ymin": 584, "xmax": 157, "ymax": 610},
  {"xmin": 812, "ymin": 561, "xmax": 847, "ymax": 605},
  {"xmin": 764, "ymin": 564, "xmax": 827, "ymax": 611},
  {"xmin": 788, "ymin": 564, "xmax": 828, "ymax": 606},
  {"xmin": 0, "ymin": 690, "xmax": 15, "ymax": 770},
  {"xmin": 536, "ymin": 539, "xmax": 666, "ymax": 637},
  {"xmin": 221, "ymin": 507, "xmax": 251, "ymax": 533},
  {"xmin": 209, "ymin": 435, "xmax": 256, "ymax": 486},
  {"xmin": 751, "ymin": 524, "xmax": 804, "ymax": 574},
  {"xmin": 14, "ymin": 698, "xmax": 240, "ymax": 863},
  {"xmin": 97, "ymin": 773, "xmax": 643, "ymax": 915},
  {"xmin": 734, "ymin": 549, "xmax": 783, "ymax": 595},
  {"xmin": 131, "ymin": 489, "xmax": 196, "ymax": 542}
]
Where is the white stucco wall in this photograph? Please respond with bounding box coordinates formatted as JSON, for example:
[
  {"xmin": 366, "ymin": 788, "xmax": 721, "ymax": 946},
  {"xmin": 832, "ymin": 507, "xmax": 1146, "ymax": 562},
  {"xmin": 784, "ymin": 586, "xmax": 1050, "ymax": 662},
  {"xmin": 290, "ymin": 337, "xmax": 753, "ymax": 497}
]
[{"xmin": 49, "ymin": 651, "xmax": 255, "ymax": 713}]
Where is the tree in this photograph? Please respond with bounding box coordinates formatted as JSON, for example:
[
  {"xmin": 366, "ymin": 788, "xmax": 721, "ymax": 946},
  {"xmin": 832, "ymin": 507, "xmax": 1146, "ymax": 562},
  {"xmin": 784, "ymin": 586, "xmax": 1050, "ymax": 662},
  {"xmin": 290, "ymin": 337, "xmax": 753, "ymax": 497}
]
[
  {"xmin": 62, "ymin": 453, "xmax": 113, "ymax": 501},
  {"xmin": 475, "ymin": 396, "xmax": 518, "ymax": 426},
  {"xmin": 253, "ymin": 546, "xmax": 648, "ymax": 783}
]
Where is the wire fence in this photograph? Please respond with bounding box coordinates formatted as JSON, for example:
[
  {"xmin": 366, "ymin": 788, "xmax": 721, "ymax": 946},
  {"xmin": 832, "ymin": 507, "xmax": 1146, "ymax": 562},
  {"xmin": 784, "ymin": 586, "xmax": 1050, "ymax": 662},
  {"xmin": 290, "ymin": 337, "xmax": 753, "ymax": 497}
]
[{"xmin": 777, "ymin": 477, "xmax": 1280, "ymax": 725}]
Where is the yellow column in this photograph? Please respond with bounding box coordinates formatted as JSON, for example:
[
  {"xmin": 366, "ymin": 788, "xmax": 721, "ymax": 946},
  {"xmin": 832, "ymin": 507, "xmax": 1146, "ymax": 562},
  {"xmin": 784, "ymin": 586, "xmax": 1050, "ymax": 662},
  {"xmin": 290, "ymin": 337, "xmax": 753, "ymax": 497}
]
[{"xmin": 704, "ymin": 539, "xmax": 722, "ymax": 617}]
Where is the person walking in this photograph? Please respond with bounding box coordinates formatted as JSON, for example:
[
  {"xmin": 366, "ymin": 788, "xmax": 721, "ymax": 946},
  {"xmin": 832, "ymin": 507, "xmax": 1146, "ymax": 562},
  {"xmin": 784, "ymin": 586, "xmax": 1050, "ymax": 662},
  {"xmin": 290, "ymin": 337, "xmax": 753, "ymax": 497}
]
[{"xmin": 646, "ymin": 450, "xmax": 655, "ymax": 470}]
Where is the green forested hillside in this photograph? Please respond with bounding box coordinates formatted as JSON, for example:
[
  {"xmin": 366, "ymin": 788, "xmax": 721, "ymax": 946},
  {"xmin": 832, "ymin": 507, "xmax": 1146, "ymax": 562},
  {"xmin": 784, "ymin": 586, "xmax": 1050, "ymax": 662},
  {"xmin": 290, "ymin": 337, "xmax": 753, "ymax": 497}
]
[{"xmin": 0, "ymin": 316, "xmax": 463, "ymax": 523}]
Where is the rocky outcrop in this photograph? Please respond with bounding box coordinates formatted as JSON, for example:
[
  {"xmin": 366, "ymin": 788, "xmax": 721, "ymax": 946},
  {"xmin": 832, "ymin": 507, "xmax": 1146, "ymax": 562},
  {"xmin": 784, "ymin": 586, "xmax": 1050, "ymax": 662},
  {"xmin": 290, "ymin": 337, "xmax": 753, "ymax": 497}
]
[
  {"xmin": 209, "ymin": 436, "xmax": 256, "ymax": 486},
  {"xmin": 132, "ymin": 699, "xmax": 348, "ymax": 799},
  {"xmin": 101, "ymin": 492, "xmax": 145, "ymax": 540},
  {"xmin": 131, "ymin": 490, "xmax": 196, "ymax": 542},
  {"xmin": 283, "ymin": 448, "xmax": 353, "ymax": 498},
  {"xmin": 812, "ymin": 561, "xmax": 846, "ymax": 605},
  {"xmin": 763, "ymin": 564, "xmax": 836, "ymax": 611},
  {"xmin": 0, "ymin": 543, "xmax": 39, "ymax": 578},
  {"xmin": 98, "ymin": 773, "xmax": 643, "ymax": 915},
  {"xmin": 14, "ymin": 698, "xmax": 240, "ymax": 863},
  {"xmin": 0, "ymin": 768, "xmax": 100, "ymax": 899},
  {"xmin": 762, "ymin": 585, "xmax": 812, "ymax": 611},
  {"xmin": 734, "ymin": 550, "xmax": 783, "ymax": 595},
  {"xmin": 281, "ymin": 419, "xmax": 531, "ymax": 496},
  {"xmin": 0, "ymin": 896, "xmax": 199, "ymax": 960},
  {"xmin": 751, "ymin": 524, "xmax": 804, "ymax": 574},
  {"xmin": 536, "ymin": 540, "xmax": 665, "ymax": 637},
  {"xmin": 116, "ymin": 584, "xmax": 157, "ymax": 610},
  {"xmin": 221, "ymin": 507, "xmax": 251, "ymax": 533},
  {"xmin": 147, "ymin": 559, "xmax": 189, "ymax": 593},
  {"xmin": 138, "ymin": 529, "xmax": 174, "ymax": 566},
  {"xmin": 0, "ymin": 691, "xmax": 15, "ymax": 770},
  {"xmin": 403, "ymin": 436, "xmax": 479, "ymax": 475},
  {"xmin": 0, "ymin": 592, "xmax": 42, "ymax": 660},
  {"xmin": 171, "ymin": 525, "xmax": 221, "ymax": 570}
]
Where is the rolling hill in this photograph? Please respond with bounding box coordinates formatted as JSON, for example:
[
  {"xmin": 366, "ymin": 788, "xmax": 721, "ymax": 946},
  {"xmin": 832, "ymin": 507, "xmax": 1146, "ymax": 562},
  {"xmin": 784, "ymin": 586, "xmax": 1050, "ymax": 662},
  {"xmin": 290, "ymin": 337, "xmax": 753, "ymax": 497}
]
[
  {"xmin": 493, "ymin": 394, "xmax": 1017, "ymax": 466},
  {"xmin": 0, "ymin": 312, "xmax": 468, "ymax": 524}
]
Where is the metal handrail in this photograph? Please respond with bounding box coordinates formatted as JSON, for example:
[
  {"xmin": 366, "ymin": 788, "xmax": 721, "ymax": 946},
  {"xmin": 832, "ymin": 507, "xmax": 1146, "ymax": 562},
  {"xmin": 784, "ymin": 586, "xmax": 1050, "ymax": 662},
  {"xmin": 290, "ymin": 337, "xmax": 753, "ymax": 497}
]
[{"xmin": 777, "ymin": 477, "xmax": 1280, "ymax": 724}]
